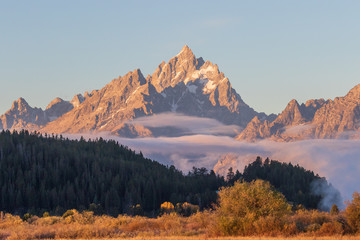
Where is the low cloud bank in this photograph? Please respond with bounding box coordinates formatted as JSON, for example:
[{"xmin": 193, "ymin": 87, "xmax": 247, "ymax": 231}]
[
  {"xmin": 66, "ymin": 132, "xmax": 360, "ymax": 208},
  {"xmin": 127, "ymin": 113, "xmax": 242, "ymax": 136},
  {"xmin": 116, "ymin": 136, "xmax": 359, "ymax": 204}
]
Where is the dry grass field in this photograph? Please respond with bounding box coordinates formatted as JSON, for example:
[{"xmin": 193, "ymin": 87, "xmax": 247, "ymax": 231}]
[
  {"xmin": 55, "ymin": 237, "xmax": 360, "ymax": 240},
  {"xmin": 0, "ymin": 210, "xmax": 359, "ymax": 240},
  {"xmin": 1, "ymin": 186, "xmax": 359, "ymax": 240}
]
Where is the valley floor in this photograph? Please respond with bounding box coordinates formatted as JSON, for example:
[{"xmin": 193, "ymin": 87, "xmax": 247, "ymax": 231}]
[
  {"xmin": 55, "ymin": 237, "xmax": 359, "ymax": 240},
  {"xmin": 1, "ymin": 210, "xmax": 359, "ymax": 240}
]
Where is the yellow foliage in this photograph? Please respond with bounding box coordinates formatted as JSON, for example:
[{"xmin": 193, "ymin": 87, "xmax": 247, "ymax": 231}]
[
  {"xmin": 161, "ymin": 201, "xmax": 175, "ymax": 210},
  {"xmin": 345, "ymin": 192, "xmax": 360, "ymax": 233},
  {"xmin": 214, "ymin": 180, "xmax": 292, "ymax": 236}
]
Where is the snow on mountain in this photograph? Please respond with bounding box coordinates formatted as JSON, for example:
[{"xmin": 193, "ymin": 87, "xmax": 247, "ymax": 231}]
[{"xmin": 38, "ymin": 46, "xmax": 263, "ymax": 136}]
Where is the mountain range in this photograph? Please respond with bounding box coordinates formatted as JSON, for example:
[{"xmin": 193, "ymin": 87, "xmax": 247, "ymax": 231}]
[
  {"xmin": 1, "ymin": 46, "xmax": 360, "ymax": 142},
  {"xmin": 236, "ymin": 84, "xmax": 360, "ymax": 141}
]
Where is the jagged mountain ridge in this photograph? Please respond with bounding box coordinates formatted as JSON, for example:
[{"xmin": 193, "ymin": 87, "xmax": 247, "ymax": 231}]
[
  {"xmin": 4, "ymin": 45, "xmax": 360, "ymax": 141},
  {"xmin": 1, "ymin": 46, "xmax": 264, "ymax": 136},
  {"xmin": 0, "ymin": 98, "xmax": 48, "ymax": 131},
  {"xmin": 40, "ymin": 46, "xmax": 264, "ymax": 136},
  {"xmin": 236, "ymin": 84, "xmax": 360, "ymax": 141},
  {"xmin": 0, "ymin": 94, "xmax": 89, "ymax": 131}
]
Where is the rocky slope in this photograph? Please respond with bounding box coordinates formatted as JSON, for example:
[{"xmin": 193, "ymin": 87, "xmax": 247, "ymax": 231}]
[
  {"xmin": 40, "ymin": 45, "xmax": 263, "ymax": 136},
  {"xmin": 236, "ymin": 84, "xmax": 360, "ymax": 141},
  {"xmin": 0, "ymin": 94, "xmax": 88, "ymax": 131},
  {"xmin": 5, "ymin": 45, "xmax": 359, "ymax": 141},
  {"xmin": 213, "ymin": 153, "xmax": 255, "ymax": 176},
  {"xmin": 0, "ymin": 98, "xmax": 48, "ymax": 131}
]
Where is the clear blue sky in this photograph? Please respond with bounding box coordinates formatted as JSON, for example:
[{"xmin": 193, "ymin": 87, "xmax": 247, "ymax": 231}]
[{"xmin": 1, "ymin": 0, "xmax": 359, "ymax": 115}]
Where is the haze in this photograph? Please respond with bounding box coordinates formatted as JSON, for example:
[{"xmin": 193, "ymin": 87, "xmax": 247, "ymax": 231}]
[{"xmin": 65, "ymin": 112, "xmax": 360, "ymax": 204}]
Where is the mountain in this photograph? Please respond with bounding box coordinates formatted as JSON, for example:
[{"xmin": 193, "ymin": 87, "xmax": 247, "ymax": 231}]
[
  {"xmin": 45, "ymin": 97, "xmax": 74, "ymax": 122},
  {"xmin": 39, "ymin": 45, "xmax": 263, "ymax": 136},
  {"xmin": 0, "ymin": 98, "xmax": 48, "ymax": 131},
  {"xmin": 236, "ymin": 84, "xmax": 360, "ymax": 141},
  {"xmin": 311, "ymin": 84, "xmax": 360, "ymax": 138},
  {"xmin": 0, "ymin": 94, "xmax": 89, "ymax": 131},
  {"xmin": 213, "ymin": 153, "xmax": 255, "ymax": 176},
  {"xmin": 6, "ymin": 45, "xmax": 360, "ymax": 141}
]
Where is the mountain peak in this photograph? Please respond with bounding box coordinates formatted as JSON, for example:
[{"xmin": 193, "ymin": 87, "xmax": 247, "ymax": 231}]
[
  {"xmin": 345, "ymin": 83, "xmax": 360, "ymax": 99},
  {"xmin": 46, "ymin": 97, "xmax": 65, "ymax": 110},
  {"xmin": 17, "ymin": 97, "xmax": 27, "ymax": 104},
  {"xmin": 178, "ymin": 45, "xmax": 192, "ymax": 54},
  {"xmin": 287, "ymin": 99, "xmax": 299, "ymax": 106},
  {"xmin": 11, "ymin": 97, "xmax": 30, "ymax": 110},
  {"xmin": 130, "ymin": 69, "xmax": 146, "ymax": 84},
  {"xmin": 0, "ymin": 97, "xmax": 50, "ymax": 130},
  {"xmin": 70, "ymin": 94, "xmax": 85, "ymax": 108},
  {"xmin": 130, "ymin": 68, "xmax": 144, "ymax": 78},
  {"xmin": 176, "ymin": 45, "xmax": 195, "ymax": 60},
  {"xmin": 115, "ymin": 69, "xmax": 146, "ymax": 87}
]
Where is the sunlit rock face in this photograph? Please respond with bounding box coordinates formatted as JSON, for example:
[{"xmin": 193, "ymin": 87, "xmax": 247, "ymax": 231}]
[
  {"xmin": 0, "ymin": 94, "xmax": 91, "ymax": 131},
  {"xmin": 213, "ymin": 153, "xmax": 255, "ymax": 176},
  {"xmin": 3, "ymin": 46, "xmax": 360, "ymax": 141},
  {"xmin": 237, "ymin": 84, "xmax": 360, "ymax": 141},
  {"xmin": 36, "ymin": 45, "xmax": 264, "ymax": 137},
  {"xmin": 0, "ymin": 98, "xmax": 48, "ymax": 131},
  {"xmin": 45, "ymin": 97, "xmax": 74, "ymax": 122}
]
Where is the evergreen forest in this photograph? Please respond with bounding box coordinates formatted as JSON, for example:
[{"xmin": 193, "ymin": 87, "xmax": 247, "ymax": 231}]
[{"xmin": 0, "ymin": 130, "xmax": 334, "ymax": 216}]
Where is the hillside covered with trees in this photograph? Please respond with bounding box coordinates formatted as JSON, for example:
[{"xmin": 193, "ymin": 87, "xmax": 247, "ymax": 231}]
[
  {"xmin": 0, "ymin": 130, "xmax": 223, "ymax": 215},
  {"xmin": 228, "ymin": 156, "xmax": 339, "ymax": 210},
  {"xmin": 0, "ymin": 130, "xmax": 337, "ymax": 216}
]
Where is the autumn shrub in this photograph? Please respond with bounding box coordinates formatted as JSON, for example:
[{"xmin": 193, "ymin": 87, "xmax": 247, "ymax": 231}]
[
  {"xmin": 75, "ymin": 210, "xmax": 95, "ymax": 224},
  {"xmin": 290, "ymin": 209, "xmax": 330, "ymax": 232},
  {"xmin": 345, "ymin": 192, "xmax": 360, "ymax": 233},
  {"xmin": 0, "ymin": 214, "xmax": 23, "ymax": 229},
  {"xmin": 214, "ymin": 180, "xmax": 292, "ymax": 236},
  {"xmin": 282, "ymin": 222, "xmax": 299, "ymax": 236},
  {"xmin": 160, "ymin": 202, "xmax": 175, "ymax": 214},
  {"xmin": 54, "ymin": 223, "xmax": 119, "ymax": 239},
  {"xmin": 287, "ymin": 208, "xmax": 348, "ymax": 236},
  {"xmin": 317, "ymin": 221, "xmax": 344, "ymax": 236},
  {"xmin": 187, "ymin": 211, "xmax": 212, "ymax": 230},
  {"xmin": 305, "ymin": 223, "xmax": 321, "ymax": 233},
  {"xmin": 330, "ymin": 204, "xmax": 340, "ymax": 215},
  {"xmin": 158, "ymin": 213, "xmax": 182, "ymax": 233},
  {"xmin": 62, "ymin": 209, "xmax": 75, "ymax": 219},
  {"xmin": 253, "ymin": 216, "xmax": 286, "ymax": 236},
  {"xmin": 121, "ymin": 216, "xmax": 159, "ymax": 233},
  {"xmin": 42, "ymin": 211, "xmax": 50, "ymax": 218},
  {"xmin": 175, "ymin": 202, "xmax": 199, "ymax": 216},
  {"xmin": 61, "ymin": 209, "xmax": 95, "ymax": 224},
  {"xmin": 32, "ymin": 227, "xmax": 56, "ymax": 239},
  {"xmin": 129, "ymin": 204, "xmax": 144, "ymax": 216},
  {"xmin": 22, "ymin": 213, "xmax": 32, "ymax": 222},
  {"xmin": 34, "ymin": 216, "xmax": 60, "ymax": 225}
]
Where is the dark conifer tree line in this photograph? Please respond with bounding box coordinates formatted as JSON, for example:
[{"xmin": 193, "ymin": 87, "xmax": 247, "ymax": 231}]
[
  {"xmin": 228, "ymin": 156, "xmax": 325, "ymax": 209},
  {"xmin": 0, "ymin": 130, "xmax": 223, "ymax": 215},
  {"xmin": 0, "ymin": 130, "xmax": 330, "ymax": 216}
]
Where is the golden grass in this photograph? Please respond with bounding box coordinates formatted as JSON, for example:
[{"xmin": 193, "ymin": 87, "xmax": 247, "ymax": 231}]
[
  {"xmin": 55, "ymin": 237, "xmax": 360, "ymax": 240},
  {"xmin": 0, "ymin": 210, "xmax": 359, "ymax": 240}
]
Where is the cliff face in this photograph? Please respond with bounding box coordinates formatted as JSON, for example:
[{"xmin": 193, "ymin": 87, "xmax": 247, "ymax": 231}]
[
  {"xmin": 237, "ymin": 85, "xmax": 360, "ymax": 141},
  {"xmin": 0, "ymin": 94, "xmax": 90, "ymax": 132},
  {"xmin": 0, "ymin": 98, "xmax": 48, "ymax": 131},
  {"xmin": 38, "ymin": 46, "xmax": 262, "ymax": 136},
  {"xmin": 9, "ymin": 46, "xmax": 360, "ymax": 141},
  {"xmin": 3, "ymin": 45, "xmax": 360, "ymax": 141}
]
